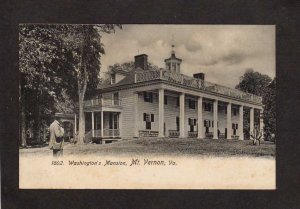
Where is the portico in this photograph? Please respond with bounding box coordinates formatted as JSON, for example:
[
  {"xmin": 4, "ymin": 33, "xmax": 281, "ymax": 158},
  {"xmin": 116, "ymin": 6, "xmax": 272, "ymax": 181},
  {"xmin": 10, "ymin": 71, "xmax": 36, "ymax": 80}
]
[{"xmin": 133, "ymin": 83, "xmax": 263, "ymax": 140}]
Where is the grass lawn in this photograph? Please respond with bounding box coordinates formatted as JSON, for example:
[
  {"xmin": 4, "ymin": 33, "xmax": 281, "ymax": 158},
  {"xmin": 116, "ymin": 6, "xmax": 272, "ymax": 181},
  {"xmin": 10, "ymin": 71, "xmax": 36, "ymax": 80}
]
[{"xmin": 20, "ymin": 138, "xmax": 275, "ymax": 157}]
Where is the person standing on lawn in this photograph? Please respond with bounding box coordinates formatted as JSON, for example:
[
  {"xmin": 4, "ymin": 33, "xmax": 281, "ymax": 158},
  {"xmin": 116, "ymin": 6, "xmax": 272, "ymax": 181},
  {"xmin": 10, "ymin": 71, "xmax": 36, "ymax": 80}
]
[{"xmin": 49, "ymin": 113, "xmax": 65, "ymax": 157}]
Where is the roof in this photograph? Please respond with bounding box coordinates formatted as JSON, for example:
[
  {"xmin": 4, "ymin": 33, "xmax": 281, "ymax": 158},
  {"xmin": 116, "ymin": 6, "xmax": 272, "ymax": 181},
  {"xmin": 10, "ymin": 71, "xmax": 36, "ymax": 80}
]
[
  {"xmin": 164, "ymin": 52, "xmax": 182, "ymax": 62},
  {"xmin": 97, "ymin": 67, "xmax": 145, "ymax": 89}
]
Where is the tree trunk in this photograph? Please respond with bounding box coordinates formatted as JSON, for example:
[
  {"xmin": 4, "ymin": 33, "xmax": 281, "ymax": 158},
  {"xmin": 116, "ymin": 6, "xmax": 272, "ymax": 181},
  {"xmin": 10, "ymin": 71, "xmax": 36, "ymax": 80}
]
[
  {"xmin": 21, "ymin": 104, "xmax": 27, "ymax": 147},
  {"xmin": 20, "ymin": 82, "xmax": 27, "ymax": 147},
  {"xmin": 77, "ymin": 91, "xmax": 86, "ymax": 144}
]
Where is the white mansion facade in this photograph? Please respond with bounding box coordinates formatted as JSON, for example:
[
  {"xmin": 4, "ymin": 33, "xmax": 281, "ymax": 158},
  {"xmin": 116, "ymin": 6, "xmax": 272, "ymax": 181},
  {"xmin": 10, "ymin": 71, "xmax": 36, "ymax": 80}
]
[{"xmin": 82, "ymin": 49, "xmax": 263, "ymax": 143}]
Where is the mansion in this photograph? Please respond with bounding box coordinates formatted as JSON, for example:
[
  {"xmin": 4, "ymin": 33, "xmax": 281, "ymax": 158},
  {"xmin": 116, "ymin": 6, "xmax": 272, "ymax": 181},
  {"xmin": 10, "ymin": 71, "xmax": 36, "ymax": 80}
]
[{"xmin": 82, "ymin": 48, "xmax": 263, "ymax": 143}]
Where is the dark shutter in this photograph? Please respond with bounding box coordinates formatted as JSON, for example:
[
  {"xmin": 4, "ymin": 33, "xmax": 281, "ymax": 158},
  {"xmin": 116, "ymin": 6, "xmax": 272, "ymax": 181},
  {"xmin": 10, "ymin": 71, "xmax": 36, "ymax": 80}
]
[
  {"xmin": 209, "ymin": 120, "xmax": 211, "ymax": 127},
  {"xmin": 232, "ymin": 123, "xmax": 235, "ymax": 129},
  {"xmin": 176, "ymin": 117, "xmax": 179, "ymax": 124},
  {"xmin": 236, "ymin": 124, "xmax": 238, "ymax": 129},
  {"xmin": 212, "ymin": 121, "xmax": 214, "ymax": 127},
  {"xmin": 151, "ymin": 114, "xmax": 154, "ymax": 122},
  {"xmin": 143, "ymin": 113, "xmax": 146, "ymax": 121},
  {"xmin": 143, "ymin": 92, "xmax": 146, "ymax": 101},
  {"xmin": 164, "ymin": 95, "xmax": 167, "ymax": 105},
  {"xmin": 194, "ymin": 119, "xmax": 197, "ymax": 125}
]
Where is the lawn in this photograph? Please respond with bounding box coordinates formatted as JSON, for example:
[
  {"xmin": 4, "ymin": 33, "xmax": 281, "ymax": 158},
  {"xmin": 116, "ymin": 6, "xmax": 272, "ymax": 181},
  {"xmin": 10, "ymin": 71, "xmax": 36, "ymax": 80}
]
[{"xmin": 20, "ymin": 138, "xmax": 275, "ymax": 157}]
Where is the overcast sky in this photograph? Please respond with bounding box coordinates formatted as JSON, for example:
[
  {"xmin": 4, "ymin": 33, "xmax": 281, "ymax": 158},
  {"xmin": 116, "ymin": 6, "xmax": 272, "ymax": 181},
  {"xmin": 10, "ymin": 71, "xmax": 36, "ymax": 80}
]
[{"xmin": 100, "ymin": 25, "xmax": 275, "ymax": 88}]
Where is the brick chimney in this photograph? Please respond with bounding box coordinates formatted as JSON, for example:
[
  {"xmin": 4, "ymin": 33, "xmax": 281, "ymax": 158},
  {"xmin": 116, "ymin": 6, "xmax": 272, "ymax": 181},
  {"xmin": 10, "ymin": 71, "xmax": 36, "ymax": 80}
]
[
  {"xmin": 134, "ymin": 54, "xmax": 148, "ymax": 70},
  {"xmin": 193, "ymin": 73, "xmax": 205, "ymax": 80}
]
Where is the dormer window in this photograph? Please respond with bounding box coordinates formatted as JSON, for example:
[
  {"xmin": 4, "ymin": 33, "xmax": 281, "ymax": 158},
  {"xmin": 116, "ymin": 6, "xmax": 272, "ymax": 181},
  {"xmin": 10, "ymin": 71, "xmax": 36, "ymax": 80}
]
[{"xmin": 111, "ymin": 73, "xmax": 116, "ymax": 84}]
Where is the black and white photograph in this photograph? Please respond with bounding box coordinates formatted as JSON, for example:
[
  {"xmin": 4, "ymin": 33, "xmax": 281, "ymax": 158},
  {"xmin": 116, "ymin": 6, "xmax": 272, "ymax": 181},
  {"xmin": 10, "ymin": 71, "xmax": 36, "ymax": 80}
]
[{"xmin": 19, "ymin": 24, "xmax": 276, "ymax": 189}]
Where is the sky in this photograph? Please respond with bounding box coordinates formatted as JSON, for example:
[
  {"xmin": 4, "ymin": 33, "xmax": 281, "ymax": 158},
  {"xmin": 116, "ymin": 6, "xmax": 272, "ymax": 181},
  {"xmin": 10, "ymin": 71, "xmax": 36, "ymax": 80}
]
[{"xmin": 100, "ymin": 25, "xmax": 275, "ymax": 88}]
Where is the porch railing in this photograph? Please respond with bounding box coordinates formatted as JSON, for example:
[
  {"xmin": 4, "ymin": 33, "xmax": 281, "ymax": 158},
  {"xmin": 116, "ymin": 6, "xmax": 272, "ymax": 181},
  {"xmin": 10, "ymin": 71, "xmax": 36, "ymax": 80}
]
[
  {"xmin": 169, "ymin": 130, "xmax": 180, "ymax": 138},
  {"xmin": 188, "ymin": 131, "xmax": 198, "ymax": 138},
  {"xmin": 205, "ymin": 132, "xmax": 213, "ymax": 139},
  {"xmin": 139, "ymin": 130, "xmax": 159, "ymax": 137},
  {"xmin": 93, "ymin": 129, "xmax": 120, "ymax": 137},
  {"xmin": 134, "ymin": 70, "xmax": 262, "ymax": 104},
  {"xmin": 84, "ymin": 98, "xmax": 121, "ymax": 107}
]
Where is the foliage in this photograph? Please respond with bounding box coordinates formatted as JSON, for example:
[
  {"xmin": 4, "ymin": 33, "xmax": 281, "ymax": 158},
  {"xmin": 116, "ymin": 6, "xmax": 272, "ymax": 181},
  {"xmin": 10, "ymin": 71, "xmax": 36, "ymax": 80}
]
[
  {"xmin": 235, "ymin": 69, "xmax": 275, "ymax": 142},
  {"xmin": 263, "ymin": 79, "xmax": 276, "ymax": 142},
  {"xmin": 19, "ymin": 24, "xmax": 121, "ymax": 145}
]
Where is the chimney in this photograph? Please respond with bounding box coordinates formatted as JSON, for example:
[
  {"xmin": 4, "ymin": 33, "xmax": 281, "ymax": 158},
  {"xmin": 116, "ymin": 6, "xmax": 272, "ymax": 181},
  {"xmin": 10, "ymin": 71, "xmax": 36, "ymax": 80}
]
[
  {"xmin": 193, "ymin": 73, "xmax": 205, "ymax": 80},
  {"xmin": 134, "ymin": 54, "xmax": 148, "ymax": 70}
]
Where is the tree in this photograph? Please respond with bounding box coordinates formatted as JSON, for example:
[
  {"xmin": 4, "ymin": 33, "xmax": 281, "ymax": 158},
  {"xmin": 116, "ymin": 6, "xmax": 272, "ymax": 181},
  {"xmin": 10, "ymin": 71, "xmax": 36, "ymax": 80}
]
[
  {"xmin": 19, "ymin": 24, "xmax": 121, "ymax": 146},
  {"xmin": 235, "ymin": 69, "xmax": 275, "ymax": 141},
  {"xmin": 19, "ymin": 25, "xmax": 67, "ymax": 145},
  {"xmin": 59, "ymin": 25, "xmax": 121, "ymax": 144},
  {"xmin": 263, "ymin": 79, "xmax": 276, "ymax": 142}
]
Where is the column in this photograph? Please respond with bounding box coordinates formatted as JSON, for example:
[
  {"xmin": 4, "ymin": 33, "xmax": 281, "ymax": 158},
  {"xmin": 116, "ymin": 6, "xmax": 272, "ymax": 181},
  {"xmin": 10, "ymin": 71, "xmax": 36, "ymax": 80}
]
[
  {"xmin": 213, "ymin": 100, "xmax": 218, "ymax": 139},
  {"xmin": 259, "ymin": 109, "xmax": 264, "ymax": 141},
  {"xmin": 197, "ymin": 96, "xmax": 203, "ymax": 139},
  {"xmin": 134, "ymin": 93, "xmax": 139, "ymax": 137},
  {"xmin": 179, "ymin": 93, "xmax": 185, "ymax": 138},
  {"xmin": 158, "ymin": 89, "xmax": 165, "ymax": 137},
  {"xmin": 250, "ymin": 107, "xmax": 254, "ymax": 134},
  {"xmin": 92, "ymin": 111, "xmax": 95, "ymax": 137},
  {"xmin": 239, "ymin": 105, "xmax": 244, "ymax": 140},
  {"xmin": 101, "ymin": 111, "xmax": 104, "ymax": 137},
  {"xmin": 227, "ymin": 103, "xmax": 232, "ymax": 139}
]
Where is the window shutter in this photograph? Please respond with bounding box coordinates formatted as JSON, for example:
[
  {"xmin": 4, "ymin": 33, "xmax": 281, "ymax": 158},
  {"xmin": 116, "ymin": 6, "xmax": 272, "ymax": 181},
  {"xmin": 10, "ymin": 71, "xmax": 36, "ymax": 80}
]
[
  {"xmin": 194, "ymin": 119, "xmax": 197, "ymax": 125},
  {"xmin": 143, "ymin": 92, "xmax": 146, "ymax": 101},
  {"xmin": 176, "ymin": 117, "xmax": 179, "ymax": 124},
  {"xmin": 232, "ymin": 123, "xmax": 235, "ymax": 129},
  {"xmin": 212, "ymin": 121, "xmax": 214, "ymax": 127},
  {"xmin": 236, "ymin": 124, "xmax": 238, "ymax": 129},
  {"xmin": 151, "ymin": 114, "xmax": 154, "ymax": 122},
  {"xmin": 209, "ymin": 120, "xmax": 211, "ymax": 127},
  {"xmin": 143, "ymin": 113, "xmax": 146, "ymax": 121}
]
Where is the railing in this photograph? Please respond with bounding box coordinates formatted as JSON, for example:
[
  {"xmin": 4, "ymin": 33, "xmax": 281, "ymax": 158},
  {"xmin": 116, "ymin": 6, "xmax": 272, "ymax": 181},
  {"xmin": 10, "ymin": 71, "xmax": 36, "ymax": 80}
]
[
  {"xmin": 169, "ymin": 130, "xmax": 180, "ymax": 138},
  {"xmin": 139, "ymin": 130, "xmax": 159, "ymax": 137},
  {"xmin": 93, "ymin": 129, "xmax": 120, "ymax": 137},
  {"xmin": 205, "ymin": 132, "xmax": 213, "ymax": 139},
  {"xmin": 134, "ymin": 70, "xmax": 262, "ymax": 104},
  {"xmin": 84, "ymin": 98, "xmax": 121, "ymax": 107},
  {"xmin": 188, "ymin": 131, "xmax": 198, "ymax": 138},
  {"xmin": 231, "ymin": 135, "xmax": 239, "ymax": 140}
]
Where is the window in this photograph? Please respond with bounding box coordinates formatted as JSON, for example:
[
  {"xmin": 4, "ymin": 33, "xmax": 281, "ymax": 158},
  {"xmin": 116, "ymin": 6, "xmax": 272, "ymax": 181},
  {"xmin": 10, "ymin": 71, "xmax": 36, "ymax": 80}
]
[
  {"xmin": 189, "ymin": 118, "xmax": 197, "ymax": 132},
  {"xmin": 112, "ymin": 92, "xmax": 119, "ymax": 105},
  {"xmin": 204, "ymin": 102, "xmax": 212, "ymax": 112},
  {"xmin": 233, "ymin": 108, "xmax": 238, "ymax": 116},
  {"xmin": 144, "ymin": 113, "xmax": 154, "ymax": 130},
  {"xmin": 189, "ymin": 99, "xmax": 196, "ymax": 109},
  {"xmin": 204, "ymin": 120, "xmax": 210, "ymax": 127},
  {"xmin": 232, "ymin": 123, "xmax": 238, "ymax": 135},
  {"xmin": 176, "ymin": 117, "xmax": 180, "ymax": 131},
  {"xmin": 164, "ymin": 95, "xmax": 168, "ymax": 105},
  {"xmin": 146, "ymin": 122, "xmax": 151, "ymax": 130},
  {"xmin": 144, "ymin": 92, "xmax": 153, "ymax": 103},
  {"xmin": 111, "ymin": 73, "xmax": 116, "ymax": 84}
]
